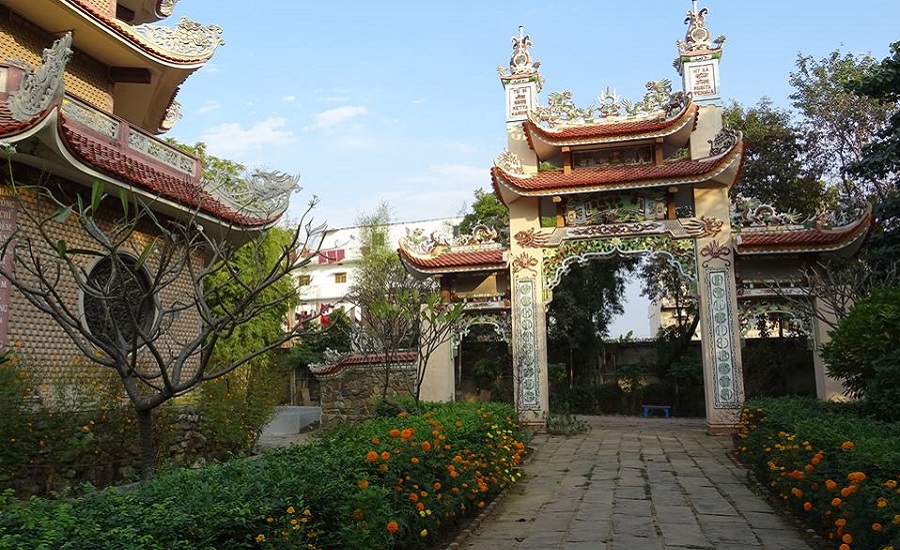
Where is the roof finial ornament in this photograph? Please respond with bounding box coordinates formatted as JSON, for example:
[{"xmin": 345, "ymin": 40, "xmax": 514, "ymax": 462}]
[
  {"xmin": 502, "ymin": 25, "xmax": 539, "ymax": 76},
  {"xmin": 677, "ymin": 1, "xmax": 725, "ymax": 54}
]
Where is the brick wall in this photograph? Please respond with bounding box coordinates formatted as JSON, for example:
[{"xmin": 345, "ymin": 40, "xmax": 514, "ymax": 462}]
[
  {"xmin": 0, "ymin": 7, "xmax": 115, "ymax": 112},
  {"xmin": 316, "ymin": 365, "xmax": 417, "ymax": 426}
]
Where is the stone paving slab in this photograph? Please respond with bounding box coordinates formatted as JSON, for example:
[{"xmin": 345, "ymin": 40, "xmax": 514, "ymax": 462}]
[{"xmin": 459, "ymin": 416, "xmax": 815, "ymax": 550}]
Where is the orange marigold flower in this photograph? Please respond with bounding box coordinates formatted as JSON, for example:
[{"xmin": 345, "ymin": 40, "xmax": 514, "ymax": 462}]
[
  {"xmin": 831, "ymin": 497, "xmax": 842, "ymax": 507},
  {"xmin": 847, "ymin": 471, "xmax": 866, "ymax": 482},
  {"xmin": 839, "ymin": 545, "xmax": 849, "ymax": 550},
  {"xmin": 841, "ymin": 441, "xmax": 854, "ymax": 451},
  {"xmin": 792, "ymin": 488, "xmax": 804, "ymax": 498},
  {"xmin": 416, "ymin": 502, "xmax": 424, "ymax": 511},
  {"xmin": 826, "ymin": 479, "xmax": 838, "ymax": 491},
  {"xmin": 398, "ymin": 411, "xmax": 408, "ymax": 418},
  {"xmin": 390, "ymin": 428, "xmax": 400, "ymax": 438},
  {"xmin": 411, "ymin": 457, "xmax": 420, "ymax": 465},
  {"xmin": 422, "ymin": 441, "xmax": 431, "ymax": 452},
  {"xmin": 401, "ymin": 428, "xmax": 414, "ymax": 440},
  {"xmin": 878, "ymin": 497, "xmax": 888, "ymax": 508},
  {"xmin": 836, "ymin": 518, "xmax": 847, "ymax": 527},
  {"xmin": 386, "ymin": 520, "xmax": 399, "ymax": 534},
  {"xmin": 409, "ymin": 493, "xmax": 418, "ymax": 502},
  {"xmin": 803, "ymin": 502, "xmax": 812, "ymax": 512},
  {"xmin": 371, "ymin": 437, "xmax": 380, "ymax": 444},
  {"xmin": 873, "ymin": 522, "xmax": 883, "ymax": 531},
  {"xmin": 359, "ymin": 479, "xmax": 370, "ymax": 490},
  {"xmin": 433, "ymin": 482, "xmax": 441, "ymax": 490},
  {"xmin": 381, "ymin": 451, "xmax": 391, "ymax": 461},
  {"xmin": 841, "ymin": 487, "xmax": 852, "ymax": 498},
  {"xmin": 884, "ymin": 479, "xmax": 897, "ymax": 489},
  {"xmin": 366, "ymin": 451, "xmax": 379, "ymax": 463},
  {"xmin": 842, "ymin": 533, "xmax": 852, "ymax": 543}
]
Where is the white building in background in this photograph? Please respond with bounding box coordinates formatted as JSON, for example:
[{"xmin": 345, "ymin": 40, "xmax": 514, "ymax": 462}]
[{"xmin": 288, "ymin": 217, "xmax": 461, "ymax": 329}]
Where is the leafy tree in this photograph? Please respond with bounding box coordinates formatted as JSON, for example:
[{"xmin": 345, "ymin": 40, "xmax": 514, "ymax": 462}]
[
  {"xmin": 724, "ymin": 99, "xmax": 826, "ymax": 216},
  {"xmin": 547, "ymin": 259, "xmax": 634, "ymax": 385},
  {"xmin": 847, "ymin": 41, "xmax": 900, "ymax": 275},
  {"xmin": 457, "ymin": 188, "xmax": 509, "ymax": 243},
  {"xmin": 0, "ymin": 154, "xmax": 318, "ymax": 477},
  {"xmin": 790, "ymin": 50, "xmax": 895, "ymax": 199}
]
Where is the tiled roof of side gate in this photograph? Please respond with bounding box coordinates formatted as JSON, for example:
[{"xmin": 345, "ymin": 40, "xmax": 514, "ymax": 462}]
[
  {"xmin": 57, "ymin": 114, "xmax": 276, "ymax": 226},
  {"xmin": 492, "ymin": 142, "xmax": 743, "ymax": 196},
  {"xmin": 308, "ymin": 351, "xmax": 418, "ymax": 377},
  {"xmin": 523, "ymin": 103, "xmax": 698, "ymax": 147},
  {"xmin": 398, "ymin": 246, "xmax": 508, "ymax": 274},
  {"xmin": 735, "ymin": 212, "xmax": 873, "ymax": 255}
]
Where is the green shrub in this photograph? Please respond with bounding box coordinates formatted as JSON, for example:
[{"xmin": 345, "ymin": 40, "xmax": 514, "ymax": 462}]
[
  {"xmin": 737, "ymin": 397, "xmax": 900, "ymax": 550},
  {"xmin": 0, "ymin": 402, "xmax": 529, "ymax": 550},
  {"xmin": 822, "ymin": 286, "xmax": 900, "ymax": 407}
]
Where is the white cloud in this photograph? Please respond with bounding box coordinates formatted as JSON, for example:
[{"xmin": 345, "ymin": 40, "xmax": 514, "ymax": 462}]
[
  {"xmin": 411, "ymin": 98, "xmax": 426, "ymax": 105},
  {"xmin": 196, "ymin": 101, "xmax": 220, "ymax": 115},
  {"xmin": 307, "ymin": 105, "xmax": 368, "ymax": 130},
  {"xmin": 200, "ymin": 117, "xmax": 294, "ymax": 157},
  {"xmin": 281, "ymin": 95, "xmax": 296, "ymax": 103},
  {"xmin": 405, "ymin": 164, "xmax": 488, "ymax": 186}
]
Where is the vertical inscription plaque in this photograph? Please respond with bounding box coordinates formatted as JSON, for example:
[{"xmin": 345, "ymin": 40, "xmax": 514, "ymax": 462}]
[{"xmin": 0, "ymin": 187, "xmax": 16, "ymax": 351}]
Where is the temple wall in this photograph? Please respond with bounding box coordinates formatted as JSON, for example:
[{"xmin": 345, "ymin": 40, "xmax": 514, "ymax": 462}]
[
  {"xmin": 315, "ymin": 366, "xmax": 416, "ymax": 427},
  {"xmin": 0, "ymin": 7, "xmax": 115, "ymax": 112},
  {"xmin": 419, "ymin": 337, "xmax": 454, "ymax": 403},
  {"xmin": 690, "ymin": 105, "xmax": 724, "ymax": 160},
  {"xmin": 3, "ymin": 169, "xmax": 202, "ymax": 394}
]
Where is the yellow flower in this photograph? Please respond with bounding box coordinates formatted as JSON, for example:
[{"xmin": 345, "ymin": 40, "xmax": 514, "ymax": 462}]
[
  {"xmin": 255, "ymin": 534, "xmax": 266, "ymax": 542},
  {"xmin": 287, "ymin": 506, "xmax": 295, "ymax": 514},
  {"xmin": 420, "ymin": 529, "xmax": 428, "ymax": 537}
]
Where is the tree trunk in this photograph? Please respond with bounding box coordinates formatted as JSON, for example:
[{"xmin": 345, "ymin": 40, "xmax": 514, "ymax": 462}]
[{"xmin": 136, "ymin": 407, "xmax": 155, "ymax": 479}]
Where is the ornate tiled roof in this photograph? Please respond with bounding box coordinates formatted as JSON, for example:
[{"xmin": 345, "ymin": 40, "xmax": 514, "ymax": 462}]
[
  {"xmin": 398, "ymin": 246, "xmax": 507, "ymax": 275},
  {"xmin": 734, "ymin": 212, "xmax": 873, "ymax": 255},
  {"xmin": 492, "ymin": 141, "xmax": 743, "ymax": 198},
  {"xmin": 523, "ymin": 103, "xmax": 697, "ymax": 148},
  {"xmin": 65, "ymin": 0, "xmax": 223, "ymax": 64},
  {"xmin": 56, "ymin": 113, "xmax": 275, "ymax": 226}
]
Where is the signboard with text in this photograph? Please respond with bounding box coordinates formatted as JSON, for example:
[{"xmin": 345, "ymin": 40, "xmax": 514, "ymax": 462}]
[
  {"xmin": 505, "ymin": 80, "xmax": 537, "ymax": 123},
  {"xmin": 684, "ymin": 60, "xmax": 720, "ymax": 103},
  {"xmin": 0, "ymin": 187, "xmax": 16, "ymax": 352}
]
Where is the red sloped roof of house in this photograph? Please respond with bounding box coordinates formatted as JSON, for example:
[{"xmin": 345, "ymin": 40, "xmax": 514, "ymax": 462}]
[
  {"xmin": 492, "ymin": 142, "xmax": 742, "ymax": 196},
  {"xmin": 0, "ymin": 102, "xmax": 45, "ymax": 136},
  {"xmin": 735, "ymin": 213, "xmax": 873, "ymax": 255},
  {"xmin": 523, "ymin": 103, "xmax": 697, "ymax": 148},
  {"xmin": 58, "ymin": 113, "xmax": 275, "ymax": 226},
  {"xmin": 398, "ymin": 246, "xmax": 507, "ymax": 274}
]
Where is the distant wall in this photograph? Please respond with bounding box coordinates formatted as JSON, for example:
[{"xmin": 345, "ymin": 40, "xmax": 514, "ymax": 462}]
[{"xmin": 315, "ymin": 364, "xmax": 416, "ymax": 426}]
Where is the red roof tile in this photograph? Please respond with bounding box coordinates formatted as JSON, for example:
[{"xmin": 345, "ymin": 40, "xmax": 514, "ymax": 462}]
[
  {"xmin": 492, "ymin": 144, "xmax": 741, "ymax": 195},
  {"xmin": 0, "ymin": 101, "xmax": 45, "ymax": 135},
  {"xmin": 309, "ymin": 351, "xmax": 417, "ymax": 376},
  {"xmin": 735, "ymin": 213, "xmax": 873, "ymax": 254},
  {"xmin": 523, "ymin": 103, "xmax": 697, "ymax": 147},
  {"xmin": 398, "ymin": 246, "xmax": 507, "ymax": 274},
  {"xmin": 58, "ymin": 114, "xmax": 274, "ymax": 226}
]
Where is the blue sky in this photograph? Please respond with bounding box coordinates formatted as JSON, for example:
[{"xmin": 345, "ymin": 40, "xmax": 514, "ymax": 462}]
[{"xmin": 166, "ymin": 0, "xmax": 899, "ymax": 336}]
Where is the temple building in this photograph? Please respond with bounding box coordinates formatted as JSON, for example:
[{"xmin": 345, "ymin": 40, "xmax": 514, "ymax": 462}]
[
  {"xmin": 0, "ymin": 1, "xmax": 296, "ymax": 382},
  {"xmin": 400, "ymin": 4, "xmax": 872, "ymax": 432}
]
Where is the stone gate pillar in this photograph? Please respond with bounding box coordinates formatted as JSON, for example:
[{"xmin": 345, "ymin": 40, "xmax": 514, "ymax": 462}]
[
  {"xmin": 508, "ymin": 198, "xmax": 548, "ymax": 428},
  {"xmin": 694, "ymin": 186, "xmax": 745, "ymax": 433}
]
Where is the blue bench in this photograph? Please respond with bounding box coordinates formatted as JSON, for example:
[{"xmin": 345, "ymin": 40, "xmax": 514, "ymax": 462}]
[{"xmin": 641, "ymin": 405, "xmax": 671, "ymax": 418}]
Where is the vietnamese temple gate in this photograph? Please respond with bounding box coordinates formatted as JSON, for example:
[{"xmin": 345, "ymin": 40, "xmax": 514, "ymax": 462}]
[{"xmin": 398, "ymin": 3, "xmax": 872, "ymax": 433}]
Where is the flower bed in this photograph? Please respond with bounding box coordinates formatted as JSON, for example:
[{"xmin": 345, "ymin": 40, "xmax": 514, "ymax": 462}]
[
  {"xmin": 0, "ymin": 401, "xmax": 527, "ymax": 549},
  {"xmin": 737, "ymin": 397, "xmax": 900, "ymax": 550}
]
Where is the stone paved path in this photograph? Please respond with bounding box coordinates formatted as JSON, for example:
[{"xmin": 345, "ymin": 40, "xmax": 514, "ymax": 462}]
[{"xmin": 460, "ymin": 416, "xmax": 816, "ymax": 550}]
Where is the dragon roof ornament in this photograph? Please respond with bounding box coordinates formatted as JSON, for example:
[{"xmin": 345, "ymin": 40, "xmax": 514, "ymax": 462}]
[
  {"xmin": 677, "ymin": 1, "xmax": 725, "ymax": 55},
  {"xmin": 493, "ymin": 150, "xmax": 527, "ymax": 176},
  {"xmin": 157, "ymin": 0, "xmax": 181, "ymax": 17},
  {"xmin": 401, "ymin": 224, "xmax": 502, "ymax": 257},
  {"xmin": 731, "ymin": 195, "xmax": 869, "ymax": 231},
  {"xmin": 9, "ymin": 33, "xmax": 73, "ymax": 122},
  {"xmin": 528, "ymin": 80, "xmax": 688, "ymax": 129},
  {"xmin": 203, "ymin": 169, "xmax": 299, "ymax": 219},
  {"xmin": 133, "ymin": 17, "xmax": 225, "ymax": 59},
  {"xmin": 160, "ymin": 99, "xmax": 183, "ymax": 131}
]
